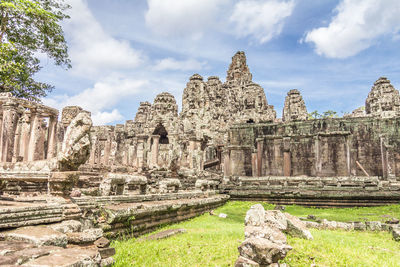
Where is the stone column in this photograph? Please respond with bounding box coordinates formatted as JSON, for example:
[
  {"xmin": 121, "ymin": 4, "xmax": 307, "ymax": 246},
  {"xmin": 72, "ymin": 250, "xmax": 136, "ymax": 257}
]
[
  {"xmin": 89, "ymin": 138, "xmax": 96, "ymax": 165},
  {"xmin": 251, "ymin": 151, "xmax": 258, "ymax": 177},
  {"xmin": 46, "ymin": 115, "xmax": 58, "ymax": 159},
  {"xmin": 19, "ymin": 110, "xmax": 31, "ymax": 161},
  {"xmin": 283, "ymin": 137, "xmax": 291, "ymax": 177},
  {"xmin": 27, "ymin": 110, "xmax": 42, "ymax": 161},
  {"xmin": 103, "ymin": 139, "xmax": 111, "ymax": 166},
  {"xmin": 0, "ymin": 101, "xmax": 19, "ymax": 162},
  {"xmin": 150, "ymin": 135, "xmax": 160, "ymax": 168},
  {"xmin": 137, "ymin": 137, "xmax": 145, "ymax": 171},
  {"xmin": 314, "ymin": 135, "xmax": 321, "ymax": 176},
  {"xmin": 256, "ymin": 138, "xmax": 264, "ymax": 177},
  {"xmin": 223, "ymin": 150, "xmax": 231, "ymax": 177},
  {"xmin": 12, "ymin": 116, "xmax": 22, "ymax": 162},
  {"xmin": 189, "ymin": 138, "xmax": 196, "ymax": 169}
]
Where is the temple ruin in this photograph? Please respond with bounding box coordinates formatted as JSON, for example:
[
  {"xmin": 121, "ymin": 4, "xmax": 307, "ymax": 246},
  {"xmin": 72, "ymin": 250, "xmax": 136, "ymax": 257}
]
[{"xmin": 1, "ymin": 51, "xmax": 400, "ymax": 265}]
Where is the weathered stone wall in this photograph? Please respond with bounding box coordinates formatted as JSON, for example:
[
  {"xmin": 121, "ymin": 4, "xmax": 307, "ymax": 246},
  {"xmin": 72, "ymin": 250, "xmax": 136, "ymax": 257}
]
[
  {"xmin": 221, "ymin": 176, "xmax": 400, "ymax": 207},
  {"xmin": 226, "ymin": 117, "xmax": 400, "ymax": 179}
]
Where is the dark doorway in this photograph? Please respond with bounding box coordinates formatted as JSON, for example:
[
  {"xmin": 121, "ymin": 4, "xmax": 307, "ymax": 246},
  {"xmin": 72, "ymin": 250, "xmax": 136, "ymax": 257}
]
[{"xmin": 153, "ymin": 123, "xmax": 169, "ymax": 144}]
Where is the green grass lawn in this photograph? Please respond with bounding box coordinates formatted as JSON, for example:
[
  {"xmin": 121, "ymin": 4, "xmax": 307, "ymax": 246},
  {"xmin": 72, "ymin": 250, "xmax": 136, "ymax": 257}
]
[{"xmin": 111, "ymin": 201, "xmax": 400, "ymax": 267}]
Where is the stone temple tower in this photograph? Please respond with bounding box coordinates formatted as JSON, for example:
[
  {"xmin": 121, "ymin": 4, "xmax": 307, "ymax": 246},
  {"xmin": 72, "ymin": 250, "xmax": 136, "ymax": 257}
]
[
  {"xmin": 365, "ymin": 77, "xmax": 400, "ymax": 118},
  {"xmin": 282, "ymin": 89, "xmax": 308, "ymax": 122}
]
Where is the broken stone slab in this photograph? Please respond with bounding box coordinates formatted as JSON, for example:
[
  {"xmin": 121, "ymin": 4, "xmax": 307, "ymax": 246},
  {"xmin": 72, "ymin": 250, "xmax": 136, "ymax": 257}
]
[
  {"xmin": 49, "ymin": 220, "xmax": 82, "ymax": 234},
  {"xmin": 244, "ymin": 226, "xmax": 287, "ymax": 245},
  {"xmin": 0, "ymin": 226, "xmax": 67, "ymax": 247},
  {"xmin": 284, "ymin": 213, "xmax": 313, "ymax": 240},
  {"xmin": 21, "ymin": 247, "xmax": 101, "ymax": 266},
  {"xmin": 244, "ymin": 204, "xmax": 265, "ymax": 227},
  {"xmin": 145, "ymin": 228, "xmax": 186, "ymax": 241},
  {"xmin": 66, "ymin": 228, "xmax": 103, "ymax": 244},
  {"xmin": 234, "ymin": 256, "xmax": 259, "ymax": 267},
  {"xmin": 238, "ymin": 237, "xmax": 292, "ymax": 266}
]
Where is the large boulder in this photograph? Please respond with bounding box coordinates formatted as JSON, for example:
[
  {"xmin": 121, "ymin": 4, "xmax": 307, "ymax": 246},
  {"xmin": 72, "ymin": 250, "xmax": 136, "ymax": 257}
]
[
  {"xmin": 234, "ymin": 256, "xmax": 259, "ymax": 267},
  {"xmin": 57, "ymin": 111, "xmax": 92, "ymax": 171},
  {"xmin": 238, "ymin": 238, "xmax": 292, "ymax": 265}
]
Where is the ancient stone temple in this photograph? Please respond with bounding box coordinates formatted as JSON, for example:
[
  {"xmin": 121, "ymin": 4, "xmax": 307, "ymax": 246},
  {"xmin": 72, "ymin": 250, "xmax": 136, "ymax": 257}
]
[{"xmin": 1, "ymin": 51, "xmax": 400, "ymax": 265}]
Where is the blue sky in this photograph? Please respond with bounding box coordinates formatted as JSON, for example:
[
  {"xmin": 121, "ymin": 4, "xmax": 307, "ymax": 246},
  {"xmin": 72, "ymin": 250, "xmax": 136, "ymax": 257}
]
[{"xmin": 37, "ymin": 0, "xmax": 400, "ymax": 125}]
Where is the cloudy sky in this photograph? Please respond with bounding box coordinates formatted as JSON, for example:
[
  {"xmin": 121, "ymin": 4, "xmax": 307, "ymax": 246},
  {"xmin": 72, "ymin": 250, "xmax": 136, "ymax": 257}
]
[{"xmin": 38, "ymin": 0, "xmax": 400, "ymax": 125}]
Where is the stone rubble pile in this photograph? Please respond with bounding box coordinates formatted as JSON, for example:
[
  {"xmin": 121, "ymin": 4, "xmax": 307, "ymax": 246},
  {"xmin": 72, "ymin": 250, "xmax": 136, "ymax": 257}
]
[
  {"xmin": 235, "ymin": 204, "xmax": 313, "ymax": 267},
  {"xmin": 0, "ymin": 221, "xmax": 115, "ymax": 266}
]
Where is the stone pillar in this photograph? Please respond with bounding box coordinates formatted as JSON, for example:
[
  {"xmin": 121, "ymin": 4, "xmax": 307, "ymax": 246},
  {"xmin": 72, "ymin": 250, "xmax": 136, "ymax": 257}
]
[
  {"xmin": 256, "ymin": 138, "xmax": 264, "ymax": 177},
  {"xmin": 251, "ymin": 151, "xmax": 258, "ymax": 177},
  {"xmin": 12, "ymin": 117, "xmax": 22, "ymax": 162},
  {"xmin": 314, "ymin": 136, "xmax": 321, "ymax": 176},
  {"xmin": 19, "ymin": 110, "xmax": 31, "ymax": 161},
  {"xmin": 230, "ymin": 147, "xmax": 246, "ymax": 176},
  {"xmin": 0, "ymin": 101, "xmax": 19, "ymax": 162},
  {"xmin": 189, "ymin": 138, "xmax": 196, "ymax": 169},
  {"xmin": 381, "ymin": 136, "xmax": 387, "ymax": 179},
  {"xmin": 137, "ymin": 137, "xmax": 145, "ymax": 171},
  {"xmin": 223, "ymin": 150, "xmax": 231, "ymax": 177},
  {"xmin": 27, "ymin": 110, "xmax": 42, "ymax": 161},
  {"xmin": 46, "ymin": 115, "xmax": 58, "ymax": 159},
  {"xmin": 283, "ymin": 137, "xmax": 291, "ymax": 177},
  {"xmin": 150, "ymin": 135, "xmax": 160, "ymax": 168},
  {"xmin": 103, "ymin": 139, "xmax": 111, "ymax": 165}
]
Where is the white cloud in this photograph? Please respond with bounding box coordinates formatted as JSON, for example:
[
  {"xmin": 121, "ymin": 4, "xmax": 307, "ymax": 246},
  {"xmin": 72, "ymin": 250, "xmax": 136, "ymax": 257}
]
[
  {"xmin": 145, "ymin": 0, "xmax": 226, "ymax": 38},
  {"xmin": 304, "ymin": 0, "xmax": 400, "ymax": 58},
  {"xmin": 44, "ymin": 77, "xmax": 148, "ymax": 125},
  {"xmin": 230, "ymin": 0, "xmax": 295, "ymax": 44},
  {"xmin": 153, "ymin": 58, "xmax": 207, "ymax": 71},
  {"xmin": 65, "ymin": 0, "xmax": 143, "ymax": 77}
]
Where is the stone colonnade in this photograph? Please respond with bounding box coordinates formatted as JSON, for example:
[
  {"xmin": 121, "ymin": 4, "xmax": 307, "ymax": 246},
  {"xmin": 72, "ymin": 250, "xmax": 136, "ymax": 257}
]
[{"xmin": 0, "ymin": 93, "xmax": 58, "ymax": 163}]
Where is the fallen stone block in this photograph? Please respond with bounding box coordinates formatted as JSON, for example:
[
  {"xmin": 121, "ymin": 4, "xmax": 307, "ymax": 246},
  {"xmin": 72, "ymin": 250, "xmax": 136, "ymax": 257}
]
[
  {"xmin": 234, "ymin": 256, "xmax": 259, "ymax": 267},
  {"xmin": 366, "ymin": 221, "xmax": 382, "ymax": 231},
  {"xmin": 0, "ymin": 240, "xmax": 35, "ymax": 256},
  {"xmin": 392, "ymin": 227, "xmax": 400, "ymax": 241},
  {"xmin": 100, "ymin": 257, "xmax": 115, "ymax": 267},
  {"xmin": 284, "ymin": 213, "xmax": 313, "ymax": 240},
  {"xmin": 244, "ymin": 226, "xmax": 287, "ymax": 245},
  {"xmin": 353, "ymin": 222, "xmax": 367, "ymax": 231},
  {"xmin": 265, "ymin": 210, "xmax": 288, "ymax": 231},
  {"xmin": 238, "ymin": 237, "xmax": 292, "ymax": 266},
  {"xmin": 245, "ymin": 204, "xmax": 265, "ymax": 227},
  {"xmin": 98, "ymin": 247, "xmax": 116, "ymax": 259},
  {"xmin": 0, "ymin": 226, "xmax": 67, "ymax": 247}
]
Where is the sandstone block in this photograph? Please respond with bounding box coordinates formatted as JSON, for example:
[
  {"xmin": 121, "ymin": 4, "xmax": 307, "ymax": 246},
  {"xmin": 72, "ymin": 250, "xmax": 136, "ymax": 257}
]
[
  {"xmin": 244, "ymin": 226, "xmax": 287, "ymax": 245},
  {"xmin": 245, "ymin": 204, "xmax": 266, "ymax": 227},
  {"xmin": 238, "ymin": 238, "xmax": 292, "ymax": 265},
  {"xmin": 234, "ymin": 256, "xmax": 259, "ymax": 267},
  {"xmin": 284, "ymin": 213, "xmax": 313, "ymax": 240}
]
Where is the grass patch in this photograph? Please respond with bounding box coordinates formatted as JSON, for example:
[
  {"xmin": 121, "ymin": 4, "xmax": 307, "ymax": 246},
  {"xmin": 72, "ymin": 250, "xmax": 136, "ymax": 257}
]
[{"xmin": 111, "ymin": 201, "xmax": 400, "ymax": 266}]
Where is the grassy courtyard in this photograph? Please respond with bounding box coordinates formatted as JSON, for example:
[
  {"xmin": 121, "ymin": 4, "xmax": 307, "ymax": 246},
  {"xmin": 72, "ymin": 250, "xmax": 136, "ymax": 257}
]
[{"xmin": 111, "ymin": 201, "xmax": 400, "ymax": 267}]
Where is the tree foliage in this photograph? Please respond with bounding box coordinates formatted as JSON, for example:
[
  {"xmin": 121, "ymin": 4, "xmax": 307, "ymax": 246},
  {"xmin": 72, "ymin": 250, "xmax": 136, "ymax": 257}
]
[
  {"xmin": 0, "ymin": 0, "xmax": 70, "ymax": 102},
  {"xmin": 308, "ymin": 110, "xmax": 339, "ymax": 119}
]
